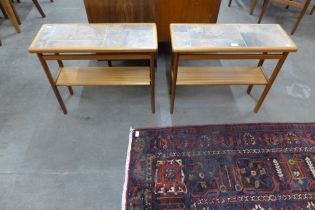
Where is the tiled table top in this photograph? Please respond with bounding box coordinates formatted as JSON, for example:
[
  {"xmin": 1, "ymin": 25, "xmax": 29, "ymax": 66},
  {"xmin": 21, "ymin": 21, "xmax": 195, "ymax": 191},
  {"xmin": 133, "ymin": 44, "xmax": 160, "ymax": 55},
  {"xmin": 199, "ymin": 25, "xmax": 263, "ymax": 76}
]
[
  {"xmin": 170, "ymin": 24, "xmax": 298, "ymax": 53},
  {"xmin": 29, "ymin": 23, "xmax": 158, "ymax": 53}
]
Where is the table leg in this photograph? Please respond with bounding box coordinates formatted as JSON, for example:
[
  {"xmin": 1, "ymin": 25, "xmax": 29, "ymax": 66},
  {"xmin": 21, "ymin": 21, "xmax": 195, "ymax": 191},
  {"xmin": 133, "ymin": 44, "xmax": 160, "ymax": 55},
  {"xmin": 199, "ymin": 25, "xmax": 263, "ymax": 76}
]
[
  {"xmin": 1, "ymin": 0, "xmax": 20, "ymax": 33},
  {"xmin": 169, "ymin": 53, "xmax": 175, "ymax": 95},
  {"xmin": 55, "ymin": 53, "xmax": 74, "ymax": 95},
  {"xmin": 170, "ymin": 53, "xmax": 179, "ymax": 114},
  {"xmin": 311, "ymin": 3, "xmax": 315, "ymax": 15},
  {"xmin": 32, "ymin": 0, "xmax": 46, "ymax": 17},
  {"xmin": 290, "ymin": 0, "xmax": 311, "ymax": 35},
  {"xmin": 254, "ymin": 52, "xmax": 289, "ymax": 113},
  {"xmin": 9, "ymin": 0, "xmax": 21, "ymax": 25},
  {"xmin": 258, "ymin": 0, "xmax": 270, "ymax": 23},
  {"xmin": 150, "ymin": 53, "xmax": 156, "ymax": 114},
  {"xmin": 37, "ymin": 53, "xmax": 67, "ymax": 114},
  {"xmin": 247, "ymin": 52, "xmax": 267, "ymax": 94},
  {"xmin": 228, "ymin": 0, "xmax": 232, "ymax": 7},
  {"xmin": 250, "ymin": 0, "xmax": 257, "ymax": 15},
  {"xmin": 0, "ymin": 2, "xmax": 8, "ymax": 18}
]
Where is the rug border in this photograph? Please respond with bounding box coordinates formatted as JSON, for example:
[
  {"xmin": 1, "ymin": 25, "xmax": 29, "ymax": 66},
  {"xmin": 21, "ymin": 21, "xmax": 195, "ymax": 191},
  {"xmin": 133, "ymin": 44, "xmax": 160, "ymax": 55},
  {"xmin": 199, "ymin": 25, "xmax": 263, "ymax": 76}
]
[
  {"xmin": 122, "ymin": 127, "xmax": 134, "ymax": 210},
  {"xmin": 131, "ymin": 122, "xmax": 315, "ymax": 131}
]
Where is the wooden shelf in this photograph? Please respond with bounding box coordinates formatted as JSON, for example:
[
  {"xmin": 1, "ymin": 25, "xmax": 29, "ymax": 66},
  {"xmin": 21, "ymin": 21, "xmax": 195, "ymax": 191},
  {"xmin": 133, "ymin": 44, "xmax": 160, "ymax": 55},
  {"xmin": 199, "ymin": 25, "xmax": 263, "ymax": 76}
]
[
  {"xmin": 176, "ymin": 66, "xmax": 268, "ymax": 85},
  {"xmin": 56, "ymin": 67, "xmax": 151, "ymax": 86}
]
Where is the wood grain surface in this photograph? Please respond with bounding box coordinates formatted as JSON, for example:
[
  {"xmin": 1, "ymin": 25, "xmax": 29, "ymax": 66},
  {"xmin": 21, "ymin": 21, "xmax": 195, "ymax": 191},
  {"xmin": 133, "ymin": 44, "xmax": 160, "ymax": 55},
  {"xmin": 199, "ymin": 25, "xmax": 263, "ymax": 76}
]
[{"xmin": 83, "ymin": 0, "xmax": 157, "ymax": 23}]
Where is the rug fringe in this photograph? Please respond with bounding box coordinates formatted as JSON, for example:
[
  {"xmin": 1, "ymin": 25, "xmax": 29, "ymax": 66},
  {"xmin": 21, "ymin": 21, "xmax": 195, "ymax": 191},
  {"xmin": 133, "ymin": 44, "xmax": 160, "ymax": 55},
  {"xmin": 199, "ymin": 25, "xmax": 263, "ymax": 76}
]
[{"xmin": 121, "ymin": 127, "xmax": 134, "ymax": 210}]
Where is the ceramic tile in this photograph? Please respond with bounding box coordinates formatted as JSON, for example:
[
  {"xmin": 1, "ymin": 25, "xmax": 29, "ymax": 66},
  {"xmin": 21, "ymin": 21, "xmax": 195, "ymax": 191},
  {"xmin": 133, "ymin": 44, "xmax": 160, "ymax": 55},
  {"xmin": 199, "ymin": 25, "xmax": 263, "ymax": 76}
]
[
  {"xmin": 171, "ymin": 24, "xmax": 297, "ymax": 52},
  {"xmin": 29, "ymin": 24, "xmax": 157, "ymax": 52}
]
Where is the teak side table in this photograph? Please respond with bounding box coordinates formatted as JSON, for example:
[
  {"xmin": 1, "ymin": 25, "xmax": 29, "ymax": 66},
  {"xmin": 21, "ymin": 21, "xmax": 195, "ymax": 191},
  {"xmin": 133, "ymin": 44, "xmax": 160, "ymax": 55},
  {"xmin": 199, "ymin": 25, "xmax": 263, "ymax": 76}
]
[
  {"xmin": 169, "ymin": 24, "xmax": 298, "ymax": 114},
  {"xmin": 29, "ymin": 23, "xmax": 158, "ymax": 114}
]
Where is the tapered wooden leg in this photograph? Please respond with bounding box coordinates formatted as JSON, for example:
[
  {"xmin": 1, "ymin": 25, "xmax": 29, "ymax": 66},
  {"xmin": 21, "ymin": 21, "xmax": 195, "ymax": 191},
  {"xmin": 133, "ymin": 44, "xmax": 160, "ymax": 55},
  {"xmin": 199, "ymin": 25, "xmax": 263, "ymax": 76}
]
[
  {"xmin": 0, "ymin": 2, "xmax": 8, "ymax": 18},
  {"xmin": 66, "ymin": 85, "xmax": 74, "ymax": 95},
  {"xmin": 247, "ymin": 85, "xmax": 254, "ymax": 94},
  {"xmin": 247, "ymin": 52, "xmax": 267, "ymax": 94},
  {"xmin": 228, "ymin": 0, "xmax": 232, "ymax": 7},
  {"xmin": 170, "ymin": 53, "xmax": 179, "ymax": 114},
  {"xmin": 254, "ymin": 52, "xmax": 289, "ymax": 113},
  {"xmin": 32, "ymin": 0, "xmax": 45, "ymax": 17},
  {"xmin": 9, "ymin": 0, "xmax": 20, "ymax": 24},
  {"xmin": 290, "ymin": 0, "xmax": 311, "ymax": 35},
  {"xmin": 150, "ymin": 53, "xmax": 156, "ymax": 114},
  {"xmin": 107, "ymin": 60, "xmax": 112, "ymax": 67},
  {"xmin": 37, "ymin": 53, "xmax": 67, "ymax": 114},
  {"xmin": 250, "ymin": 0, "xmax": 257, "ymax": 15},
  {"xmin": 258, "ymin": 0, "xmax": 270, "ymax": 23},
  {"xmin": 169, "ymin": 54, "xmax": 175, "ymax": 95},
  {"xmin": 1, "ymin": 0, "xmax": 20, "ymax": 32},
  {"xmin": 55, "ymin": 53, "xmax": 74, "ymax": 95},
  {"xmin": 311, "ymin": 4, "xmax": 315, "ymax": 15}
]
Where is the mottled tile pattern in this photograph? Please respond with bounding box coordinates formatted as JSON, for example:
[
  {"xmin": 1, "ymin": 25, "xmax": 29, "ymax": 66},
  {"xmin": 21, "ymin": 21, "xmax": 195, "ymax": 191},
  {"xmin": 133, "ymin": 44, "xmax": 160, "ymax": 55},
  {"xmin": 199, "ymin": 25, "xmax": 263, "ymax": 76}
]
[
  {"xmin": 171, "ymin": 24, "xmax": 297, "ymax": 51},
  {"xmin": 29, "ymin": 24, "xmax": 157, "ymax": 52}
]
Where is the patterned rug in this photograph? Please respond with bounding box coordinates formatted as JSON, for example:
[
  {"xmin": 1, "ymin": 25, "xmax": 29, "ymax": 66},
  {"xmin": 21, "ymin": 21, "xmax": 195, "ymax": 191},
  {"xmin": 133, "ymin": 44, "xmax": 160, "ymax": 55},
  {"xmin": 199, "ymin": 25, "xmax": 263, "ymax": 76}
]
[{"xmin": 122, "ymin": 123, "xmax": 315, "ymax": 210}]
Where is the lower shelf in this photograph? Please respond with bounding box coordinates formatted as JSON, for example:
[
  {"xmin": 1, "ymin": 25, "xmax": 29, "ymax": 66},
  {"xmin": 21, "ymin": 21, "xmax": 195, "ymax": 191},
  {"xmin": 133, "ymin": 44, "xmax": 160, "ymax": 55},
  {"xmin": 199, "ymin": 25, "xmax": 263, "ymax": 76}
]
[
  {"xmin": 56, "ymin": 66, "xmax": 151, "ymax": 86},
  {"xmin": 176, "ymin": 66, "xmax": 268, "ymax": 85}
]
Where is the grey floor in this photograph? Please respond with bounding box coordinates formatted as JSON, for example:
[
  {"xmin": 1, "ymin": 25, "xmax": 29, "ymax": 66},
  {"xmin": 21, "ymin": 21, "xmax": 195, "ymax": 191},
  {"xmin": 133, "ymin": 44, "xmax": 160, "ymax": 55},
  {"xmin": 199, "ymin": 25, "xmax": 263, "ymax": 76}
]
[{"xmin": 0, "ymin": 0, "xmax": 315, "ymax": 209}]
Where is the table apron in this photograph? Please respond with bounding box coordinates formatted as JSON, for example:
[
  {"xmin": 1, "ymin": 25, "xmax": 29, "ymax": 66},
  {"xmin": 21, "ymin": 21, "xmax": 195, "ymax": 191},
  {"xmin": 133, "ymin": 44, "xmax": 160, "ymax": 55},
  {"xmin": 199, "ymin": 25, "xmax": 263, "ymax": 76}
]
[
  {"xmin": 178, "ymin": 53, "xmax": 284, "ymax": 60},
  {"xmin": 41, "ymin": 53, "xmax": 153, "ymax": 61}
]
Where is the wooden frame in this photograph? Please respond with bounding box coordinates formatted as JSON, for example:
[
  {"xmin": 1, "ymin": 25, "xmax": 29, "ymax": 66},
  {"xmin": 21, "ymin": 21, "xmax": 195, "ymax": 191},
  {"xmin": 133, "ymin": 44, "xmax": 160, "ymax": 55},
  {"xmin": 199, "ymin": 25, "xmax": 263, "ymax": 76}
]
[
  {"xmin": 29, "ymin": 23, "xmax": 158, "ymax": 114},
  {"xmin": 35, "ymin": 52, "xmax": 157, "ymax": 114},
  {"xmin": 169, "ymin": 24, "xmax": 297, "ymax": 114},
  {"xmin": 169, "ymin": 52, "xmax": 289, "ymax": 113}
]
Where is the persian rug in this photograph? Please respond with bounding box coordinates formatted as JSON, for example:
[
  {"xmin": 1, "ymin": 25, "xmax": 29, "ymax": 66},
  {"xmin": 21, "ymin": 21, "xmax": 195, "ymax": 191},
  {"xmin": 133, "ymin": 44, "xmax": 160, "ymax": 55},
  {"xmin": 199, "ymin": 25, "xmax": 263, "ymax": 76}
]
[{"xmin": 122, "ymin": 123, "xmax": 315, "ymax": 210}]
